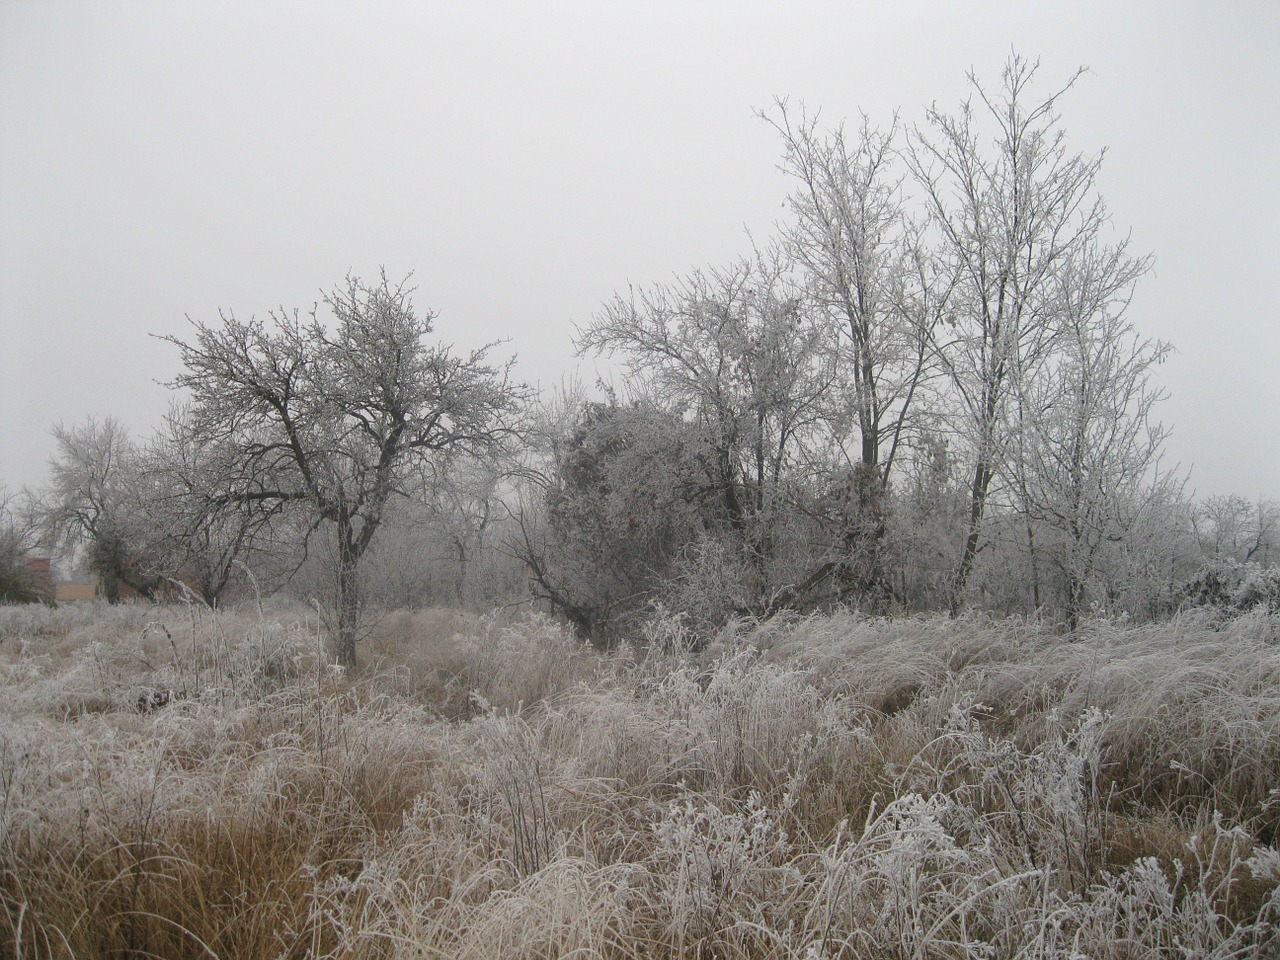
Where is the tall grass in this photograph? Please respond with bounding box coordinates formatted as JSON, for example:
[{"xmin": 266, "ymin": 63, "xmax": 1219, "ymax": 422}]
[{"xmin": 1, "ymin": 602, "xmax": 1277, "ymax": 958}]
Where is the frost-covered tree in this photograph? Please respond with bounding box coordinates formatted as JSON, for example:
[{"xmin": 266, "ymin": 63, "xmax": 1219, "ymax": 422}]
[
  {"xmin": 764, "ymin": 101, "xmax": 940, "ymax": 488},
  {"xmin": 763, "ymin": 101, "xmax": 946, "ymax": 597},
  {"xmin": 421, "ymin": 454, "xmax": 508, "ymax": 604},
  {"xmin": 1192, "ymin": 494, "xmax": 1279, "ymax": 566},
  {"xmin": 0, "ymin": 487, "xmax": 45, "ymax": 604},
  {"xmin": 905, "ymin": 54, "xmax": 1151, "ymax": 612},
  {"xmin": 135, "ymin": 404, "xmax": 283, "ymax": 605},
  {"xmin": 515, "ymin": 400, "xmax": 709, "ymax": 642},
  {"xmin": 577, "ymin": 250, "xmax": 852, "ymax": 613},
  {"xmin": 34, "ymin": 417, "xmax": 158, "ymax": 601},
  {"xmin": 1011, "ymin": 237, "xmax": 1172, "ymax": 627},
  {"xmin": 165, "ymin": 272, "xmax": 522, "ymax": 666}
]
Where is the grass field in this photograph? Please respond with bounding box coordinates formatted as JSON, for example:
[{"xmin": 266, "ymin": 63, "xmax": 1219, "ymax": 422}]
[{"xmin": 2, "ymin": 602, "xmax": 1278, "ymax": 958}]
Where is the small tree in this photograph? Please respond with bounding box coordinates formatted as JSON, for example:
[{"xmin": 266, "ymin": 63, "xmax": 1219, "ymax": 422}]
[
  {"xmin": 1191, "ymin": 494, "xmax": 1280, "ymax": 566},
  {"xmin": 34, "ymin": 417, "xmax": 158, "ymax": 601},
  {"xmin": 514, "ymin": 399, "xmax": 709, "ymax": 642},
  {"xmin": 0, "ymin": 487, "xmax": 45, "ymax": 604},
  {"xmin": 577, "ymin": 250, "xmax": 841, "ymax": 612},
  {"xmin": 1011, "ymin": 238, "xmax": 1172, "ymax": 628},
  {"xmin": 136, "ymin": 404, "xmax": 282, "ymax": 604},
  {"xmin": 409, "ymin": 450, "xmax": 509, "ymax": 604},
  {"xmin": 165, "ymin": 272, "xmax": 522, "ymax": 666}
]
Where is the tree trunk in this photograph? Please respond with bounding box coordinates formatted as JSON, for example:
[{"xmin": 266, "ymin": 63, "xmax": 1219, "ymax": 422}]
[
  {"xmin": 851, "ymin": 461, "xmax": 888, "ymax": 605},
  {"xmin": 334, "ymin": 518, "xmax": 360, "ymax": 668},
  {"xmin": 454, "ymin": 538, "xmax": 469, "ymax": 605},
  {"xmin": 855, "ymin": 415, "xmax": 888, "ymax": 604},
  {"xmin": 952, "ymin": 460, "xmax": 992, "ymax": 614},
  {"xmin": 1065, "ymin": 574, "xmax": 1084, "ymax": 633},
  {"xmin": 1026, "ymin": 521, "xmax": 1041, "ymax": 611}
]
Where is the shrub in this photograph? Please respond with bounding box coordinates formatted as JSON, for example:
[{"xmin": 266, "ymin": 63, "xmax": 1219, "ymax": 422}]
[{"xmin": 1183, "ymin": 559, "xmax": 1280, "ymax": 614}]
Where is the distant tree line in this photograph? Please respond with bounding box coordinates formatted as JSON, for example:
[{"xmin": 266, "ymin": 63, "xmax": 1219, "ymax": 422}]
[{"xmin": 2, "ymin": 55, "xmax": 1277, "ymax": 657}]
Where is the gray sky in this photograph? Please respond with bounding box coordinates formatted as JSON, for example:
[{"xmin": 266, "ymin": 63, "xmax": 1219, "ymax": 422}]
[{"xmin": 2, "ymin": 0, "xmax": 1277, "ymax": 499}]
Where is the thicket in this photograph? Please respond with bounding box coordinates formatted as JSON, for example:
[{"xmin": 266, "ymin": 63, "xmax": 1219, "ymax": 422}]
[
  {"xmin": 511, "ymin": 57, "xmax": 1276, "ymax": 643},
  {"xmin": 2, "ymin": 602, "xmax": 1278, "ymax": 958}
]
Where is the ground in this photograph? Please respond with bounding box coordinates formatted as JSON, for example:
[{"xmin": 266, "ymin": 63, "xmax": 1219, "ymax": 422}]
[{"xmin": 2, "ymin": 602, "xmax": 1278, "ymax": 958}]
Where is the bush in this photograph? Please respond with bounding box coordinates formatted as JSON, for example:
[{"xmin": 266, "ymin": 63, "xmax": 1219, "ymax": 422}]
[{"xmin": 1183, "ymin": 559, "xmax": 1280, "ymax": 614}]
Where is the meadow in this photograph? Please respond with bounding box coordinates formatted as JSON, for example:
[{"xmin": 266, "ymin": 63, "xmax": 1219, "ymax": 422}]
[{"xmin": 1, "ymin": 602, "xmax": 1278, "ymax": 958}]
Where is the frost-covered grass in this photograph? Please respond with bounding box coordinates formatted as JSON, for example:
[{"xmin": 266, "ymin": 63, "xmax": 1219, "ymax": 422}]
[{"xmin": 2, "ymin": 602, "xmax": 1278, "ymax": 958}]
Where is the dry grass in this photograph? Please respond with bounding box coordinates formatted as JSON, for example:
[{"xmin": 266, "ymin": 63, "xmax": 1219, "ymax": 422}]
[{"xmin": 1, "ymin": 601, "xmax": 1278, "ymax": 958}]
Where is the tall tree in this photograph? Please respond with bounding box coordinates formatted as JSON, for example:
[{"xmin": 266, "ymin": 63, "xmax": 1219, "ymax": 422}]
[
  {"xmin": 165, "ymin": 272, "xmax": 521, "ymax": 666},
  {"xmin": 764, "ymin": 101, "xmax": 939, "ymax": 489},
  {"xmin": 763, "ymin": 102, "xmax": 945, "ymax": 598},
  {"xmin": 905, "ymin": 54, "xmax": 1143, "ymax": 611}
]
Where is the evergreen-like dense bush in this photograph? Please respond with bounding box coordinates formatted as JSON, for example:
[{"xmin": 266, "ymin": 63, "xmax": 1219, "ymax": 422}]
[{"xmin": 1184, "ymin": 559, "xmax": 1280, "ymax": 614}]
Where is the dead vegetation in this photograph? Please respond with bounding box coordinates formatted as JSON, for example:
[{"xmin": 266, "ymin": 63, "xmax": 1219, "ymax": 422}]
[{"xmin": 2, "ymin": 602, "xmax": 1278, "ymax": 958}]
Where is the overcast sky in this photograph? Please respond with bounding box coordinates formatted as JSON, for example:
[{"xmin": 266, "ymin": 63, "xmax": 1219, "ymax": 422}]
[{"xmin": 2, "ymin": 0, "xmax": 1277, "ymax": 499}]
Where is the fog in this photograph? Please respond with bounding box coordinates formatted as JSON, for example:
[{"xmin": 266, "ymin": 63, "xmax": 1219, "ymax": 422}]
[{"xmin": 2, "ymin": 0, "xmax": 1277, "ymax": 496}]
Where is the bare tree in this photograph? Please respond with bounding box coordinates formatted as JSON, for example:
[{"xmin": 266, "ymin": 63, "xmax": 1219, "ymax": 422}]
[
  {"xmin": 905, "ymin": 54, "xmax": 1144, "ymax": 611},
  {"xmin": 577, "ymin": 249, "xmax": 841, "ymax": 612},
  {"xmin": 136, "ymin": 404, "xmax": 283, "ymax": 604},
  {"xmin": 763, "ymin": 102, "xmax": 946, "ymax": 597},
  {"xmin": 763, "ymin": 101, "xmax": 940, "ymax": 488},
  {"xmin": 1192, "ymin": 494, "xmax": 1280, "ymax": 566},
  {"xmin": 1011, "ymin": 237, "xmax": 1172, "ymax": 628},
  {"xmin": 34, "ymin": 417, "xmax": 158, "ymax": 601},
  {"xmin": 164, "ymin": 272, "xmax": 523, "ymax": 666},
  {"xmin": 0, "ymin": 487, "xmax": 46, "ymax": 604},
  {"xmin": 420, "ymin": 454, "xmax": 505, "ymax": 603}
]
